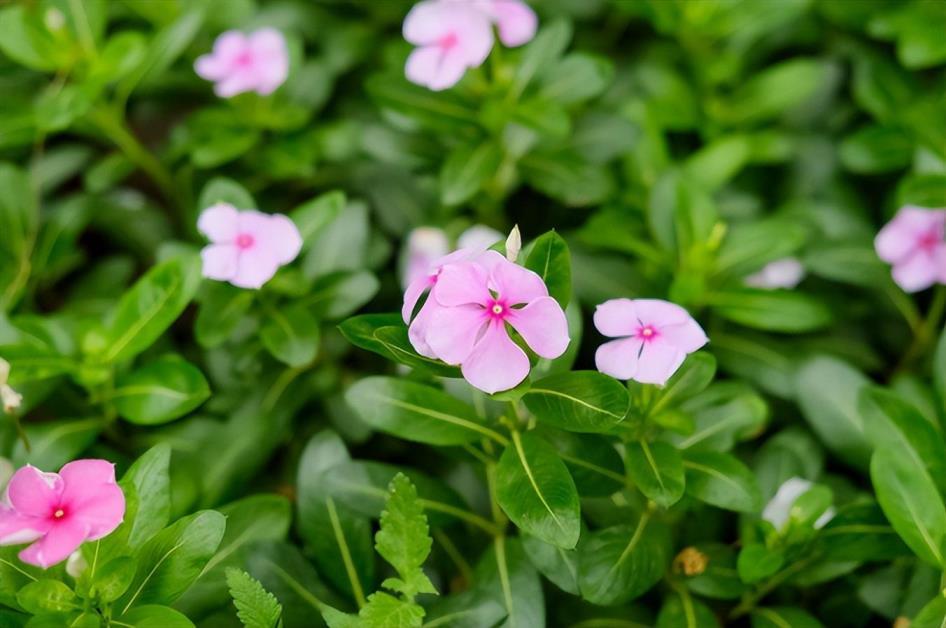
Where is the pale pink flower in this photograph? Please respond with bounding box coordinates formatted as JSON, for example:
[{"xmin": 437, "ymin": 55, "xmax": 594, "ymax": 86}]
[
  {"xmin": 475, "ymin": 0, "xmax": 537, "ymax": 47},
  {"xmin": 745, "ymin": 257, "xmax": 805, "ymax": 289},
  {"xmin": 594, "ymin": 299, "xmax": 708, "ymax": 386},
  {"xmin": 762, "ymin": 477, "xmax": 834, "ymax": 531},
  {"xmin": 402, "ymin": 227, "xmax": 450, "ymax": 289},
  {"xmin": 0, "ymin": 460, "xmax": 125, "ymax": 568},
  {"xmin": 403, "ymin": 1, "xmax": 494, "ymax": 91},
  {"xmin": 418, "ymin": 251, "xmax": 569, "ymax": 393},
  {"xmin": 457, "ymin": 224, "xmax": 503, "ymax": 251},
  {"xmin": 198, "ymin": 203, "xmax": 302, "ymax": 290},
  {"xmin": 195, "ymin": 28, "xmax": 289, "ymax": 98},
  {"xmin": 874, "ymin": 206, "xmax": 946, "ymax": 293}
]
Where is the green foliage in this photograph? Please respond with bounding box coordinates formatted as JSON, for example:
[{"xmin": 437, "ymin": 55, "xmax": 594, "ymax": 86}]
[{"xmin": 226, "ymin": 568, "xmax": 282, "ymax": 628}]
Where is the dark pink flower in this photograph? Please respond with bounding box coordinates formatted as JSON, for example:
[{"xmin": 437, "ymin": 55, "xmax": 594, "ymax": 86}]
[{"xmin": 875, "ymin": 205, "xmax": 946, "ymax": 293}]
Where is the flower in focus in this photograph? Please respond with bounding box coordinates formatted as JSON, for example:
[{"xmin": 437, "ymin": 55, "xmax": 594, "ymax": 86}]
[
  {"xmin": 0, "ymin": 460, "xmax": 125, "ymax": 568},
  {"xmin": 762, "ymin": 477, "xmax": 834, "ymax": 531},
  {"xmin": 475, "ymin": 0, "xmax": 538, "ymax": 47},
  {"xmin": 403, "ymin": 0, "xmax": 494, "ymax": 90},
  {"xmin": 745, "ymin": 257, "xmax": 805, "ymax": 290},
  {"xmin": 195, "ymin": 28, "xmax": 289, "ymax": 98},
  {"xmin": 594, "ymin": 298, "xmax": 707, "ymax": 385},
  {"xmin": 418, "ymin": 251, "xmax": 569, "ymax": 393},
  {"xmin": 198, "ymin": 203, "xmax": 302, "ymax": 290},
  {"xmin": 874, "ymin": 205, "xmax": 946, "ymax": 293},
  {"xmin": 0, "ymin": 358, "xmax": 21, "ymax": 415}
]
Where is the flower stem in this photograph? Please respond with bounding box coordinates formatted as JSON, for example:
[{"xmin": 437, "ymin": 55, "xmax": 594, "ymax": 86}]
[{"xmin": 894, "ymin": 284, "xmax": 946, "ymax": 375}]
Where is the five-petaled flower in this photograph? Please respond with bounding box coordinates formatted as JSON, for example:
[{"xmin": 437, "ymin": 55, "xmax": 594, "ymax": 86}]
[
  {"xmin": 409, "ymin": 250, "xmax": 569, "ymax": 393},
  {"xmin": 594, "ymin": 298, "xmax": 708, "ymax": 385},
  {"xmin": 0, "ymin": 460, "xmax": 125, "ymax": 568},
  {"xmin": 874, "ymin": 205, "xmax": 946, "ymax": 293},
  {"xmin": 401, "ymin": 224, "xmax": 503, "ymax": 288},
  {"xmin": 745, "ymin": 257, "xmax": 805, "ymax": 290},
  {"xmin": 198, "ymin": 203, "xmax": 302, "ymax": 290},
  {"xmin": 195, "ymin": 28, "xmax": 289, "ymax": 98}
]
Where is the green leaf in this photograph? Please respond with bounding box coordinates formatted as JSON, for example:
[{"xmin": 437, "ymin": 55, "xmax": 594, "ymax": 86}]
[
  {"xmin": 751, "ymin": 608, "xmax": 824, "ymax": 628},
  {"xmin": 307, "ymin": 271, "xmax": 379, "ymax": 321},
  {"xmin": 375, "ymin": 474, "xmax": 437, "ymax": 599},
  {"xmin": 816, "ymin": 502, "xmax": 909, "ymax": 562},
  {"xmin": 290, "ymin": 190, "xmax": 346, "ymax": 250},
  {"xmin": 626, "ymin": 440, "xmax": 685, "ymax": 509},
  {"xmin": 796, "ymin": 356, "xmax": 872, "ymax": 469},
  {"xmin": 521, "ymin": 532, "xmax": 579, "ymax": 595},
  {"xmin": 541, "ymin": 430, "xmax": 625, "ymax": 497},
  {"xmin": 684, "ymin": 135, "xmax": 752, "ymax": 191},
  {"xmin": 357, "ymin": 592, "xmax": 424, "ymax": 628},
  {"xmin": 122, "ymin": 444, "xmax": 171, "ymax": 549},
  {"xmin": 538, "ymin": 53, "xmax": 613, "ymax": 106},
  {"xmin": 648, "ymin": 169, "xmax": 718, "ymax": 254},
  {"xmin": 871, "ymin": 448, "xmax": 946, "ymax": 567},
  {"xmin": 197, "ymin": 177, "xmax": 255, "ymax": 211},
  {"xmin": 683, "ymin": 451, "xmax": 762, "ymax": 513},
  {"xmin": 16, "ymin": 580, "xmax": 77, "ymax": 614},
  {"xmin": 577, "ymin": 515, "xmax": 671, "ymax": 605},
  {"xmin": 226, "ymin": 568, "xmax": 282, "ymax": 628},
  {"xmin": 99, "ymin": 255, "xmax": 202, "ymax": 364},
  {"xmin": 496, "ymin": 432, "xmax": 581, "ymax": 549},
  {"xmin": 260, "ymin": 303, "xmax": 320, "ymax": 367},
  {"xmin": 12, "ymin": 418, "xmax": 101, "ymax": 470},
  {"xmin": 366, "ymin": 74, "xmax": 478, "ymax": 132},
  {"xmin": 524, "ymin": 231, "xmax": 571, "ymax": 309},
  {"xmin": 839, "ymin": 124, "xmax": 913, "ymax": 173},
  {"xmin": 657, "ymin": 594, "xmax": 721, "ymax": 628},
  {"xmin": 737, "ymin": 544, "xmax": 784, "ymax": 583},
  {"xmin": 523, "ymin": 371, "xmax": 629, "ymax": 433},
  {"xmin": 512, "ymin": 18, "xmax": 572, "ymax": 97},
  {"xmin": 440, "ymin": 140, "xmax": 502, "ymax": 207},
  {"xmin": 195, "ymin": 282, "xmax": 254, "ymax": 348},
  {"xmin": 0, "ymin": 6, "xmax": 67, "ymax": 71},
  {"xmin": 709, "ymin": 289, "xmax": 831, "ymax": 333},
  {"xmin": 803, "ymin": 243, "xmax": 888, "ymax": 287},
  {"xmin": 520, "ymin": 150, "xmax": 614, "ymax": 207},
  {"xmin": 935, "ymin": 326, "xmax": 946, "ymax": 415},
  {"xmin": 113, "ymin": 355, "xmax": 210, "ymax": 425},
  {"xmin": 117, "ymin": 605, "xmax": 195, "ymax": 628},
  {"xmin": 338, "ymin": 317, "xmax": 461, "ymax": 378},
  {"xmin": 346, "ymin": 377, "xmax": 501, "ymax": 445},
  {"xmin": 669, "ymin": 383, "xmax": 768, "ymax": 453},
  {"xmin": 90, "ymin": 557, "xmax": 137, "ymax": 603},
  {"xmin": 643, "ymin": 352, "xmax": 717, "ymax": 418},
  {"xmin": 723, "ymin": 58, "xmax": 829, "ymax": 124},
  {"xmin": 0, "ymin": 163, "xmax": 36, "ymax": 259},
  {"xmin": 913, "ymin": 590, "xmax": 946, "ymax": 628}
]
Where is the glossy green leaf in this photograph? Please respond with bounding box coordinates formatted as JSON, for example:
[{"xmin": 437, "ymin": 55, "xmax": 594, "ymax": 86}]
[
  {"xmin": 657, "ymin": 594, "xmax": 720, "ymax": 628},
  {"xmin": 523, "ymin": 371, "xmax": 628, "ymax": 433},
  {"xmin": 709, "ymin": 289, "xmax": 832, "ymax": 333},
  {"xmin": 440, "ymin": 140, "xmax": 502, "ymax": 206},
  {"xmin": 541, "ymin": 430, "xmax": 625, "ymax": 497},
  {"xmin": 117, "ymin": 605, "xmax": 195, "ymax": 628},
  {"xmin": 626, "ymin": 440, "xmax": 685, "ymax": 509},
  {"xmin": 196, "ymin": 177, "xmax": 255, "ymax": 211},
  {"xmin": 751, "ymin": 607, "xmax": 824, "ymax": 628},
  {"xmin": 16, "ymin": 580, "xmax": 76, "ymax": 614},
  {"xmin": 260, "ymin": 303, "xmax": 320, "ymax": 367},
  {"xmin": 683, "ymin": 451, "xmax": 762, "ymax": 513},
  {"xmin": 524, "ymin": 230, "xmax": 571, "ymax": 309},
  {"xmin": 113, "ymin": 355, "xmax": 210, "ymax": 425},
  {"xmin": 521, "ymin": 533, "xmax": 579, "ymax": 595}
]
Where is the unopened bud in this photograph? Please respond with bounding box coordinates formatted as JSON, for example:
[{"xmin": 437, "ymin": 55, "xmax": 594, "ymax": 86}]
[
  {"xmin": 673, "ymin": 546, "xmax": 709, "ymax": 576},
  {"xmin": 0, "ymin": 359, "xmax": 22, "ymax": 415},
  {"xmin": 45, "ymin": 8, "xmax": 65, "ymax": 31},
  {"xmin": 505, "ymin": 225, "xmax": 521, "ymax": 262},
  {"xmin": 66, "ymin": 550, "xmax": 88, "ymax": 578},
  {"xmin": 893, "ymin": 617, "xmax": 910, "ymax": 628}
]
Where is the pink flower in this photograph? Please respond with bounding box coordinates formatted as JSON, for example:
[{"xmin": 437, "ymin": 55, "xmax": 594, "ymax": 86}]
[
  {"xmin": 0, "ymin": 460, "xmax": 125, "ymax": 569},
  {"xmin": 402, "ymin": 227, "xmax": 450, "ymax": 289},
  {"xmin": 745, "ymin": 257, "xmax": 806, "ymax": 289},
  {"xmin": 874, "ymin": 206, "xmax": 946, "ymax": 293},
  {"xmin": 198, "ymin": 203, "xmax": 302, "ymax": 290},
  {"xmin": 413, "ymin": 251, "xmax": 569, "ymax": 393},
  {"xmin": 594, "ymin": 299, "xmax": 708, "ymax": 385},
  {"xmin": 475, "ymin": 0, "xmax": 537, "ymax": 47},
  {"xmin": 457, "ymin": 224, "xmax": 503, "ymax": 251},
  {"xmin": 195, "ymin": 28, "xmax": 289, "ymax": 98},
  {"xmin": 403, "ymin": 1, "xmax": 494, "ymax": 91}
]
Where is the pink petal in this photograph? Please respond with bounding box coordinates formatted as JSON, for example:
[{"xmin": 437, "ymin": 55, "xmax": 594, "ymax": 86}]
[
  {"xmin": 488, "ymin": 0, "xmax": 537, "ymax": 47},
  {"xmin": 197, "ymin": 203, "xmax": 239, "ymax": 242},
  {"xmin": 635, "ymin": 339, "xmax": 686, "ymax": 385},
  {"xmin": 194, "ymin": 31, "xmax": 247, "ymax": 80},
  {"xmin": 892, "ymin": 250, "xmax": 939, "ymax": 293},
  {"xmin": 69, "ymin": 486, "xmax": 125, "ymax": 541},
  {"xmin": 405, "ymin": 45, "xmax": 470, "ymax": 91},
  {"xmin": 633, "ymin": 299, "xmax": 693, "ymax": 327},
  {"xmin": 745, "ymin": 258, "xmax": 805, "ymax": 289},
  {"xmin": 402, "ymin": 276, "xmax": 432, "ymax": 323},
  {"xmin": 0, "ymin": 507, "xmax": 49, "ymax": 546},
  {"xmin": 231, "ymin": 246, "xmax": 281, "ymax": 290},
  {"xmin": 265, "ymin": 214, "xmax": 303, "ymax": 265},
  {"xmin": 19, "ymin": 520, "xmax": 90, "ymax": 569},
  {"xmin": 595, "ymin": 337, "xmax": 641, "ymax": 381},
  {"xmin": 248, "ymin": 28, "xmax": 289, "ymax": 94},
  {"xmin": 215, "ymin": 71, "xmax": 261, "ymax": 98},
  {"xmin": 427, "ymin": 304, "xmax": 488, "ymax": 364},
  {"xmin": 408, "ymin": 298, "xmax": 441, "ymax": 358},
  {"xmin": 875, "ymin": 206, "xmax": 945, "ymax": 264},
  {"xmin": 461, "ymin": 320, "xmax": 530, "ymax": 393},
  {"xmin": 593, "ymin": 299, "xmax": 639, "ymax": 338},
  {"xmin": 403, "ymin": 0, "xmax": 451, "ymax": 45},
  {"xmin": 506, "ymin": 296, "xmax": 569, "ymax": 359},
  {"xmin": 936, "ymin": 243, "xmax": 946, "ymax": 283},
  {"xmin": 59, "ymin": 460, "xmax": 116, "ymax": 488},
  {"xmin": 457, "ymin": 225, "xmax": 502, "ymax": 251},
  {"xmin": 488, "ymin": 253, "xmax": 548, "ymax": 304},
  {"xmin": 433, "ymin": 261, "xmax": 491, "ymax": 307},
  {"xmin": 201, "ymin": 244, "xmax": 240, "ymax": 282},
  {"xmin": 659, "ymin": 318, "xmax": 708, "ymax": 353},
  {"xmin": 403, "ymin": 228, "xmax": 450, "ymax": 288},
  {"xmin": 5, "ymin": 466, "xmax": 62, "ymax": 518},
  {"xmin": 194, "ymin": 54, "xmax": 229, "ymax": 81}
]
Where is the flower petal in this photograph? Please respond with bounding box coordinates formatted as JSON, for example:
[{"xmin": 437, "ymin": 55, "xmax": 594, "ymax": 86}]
[
  {"xmin": 659, "ymin": 318, "xmax": 708, "ymax": 354},
  {"xmin": 593, "ymin": 298, "xmax": 638, "ymax": 338},
  {"xmin": 407, "ymin": 298, "xmax": 441, "ymax": 358},
  {"xmin": 875, "ymin": 206, "xmax": 945, "ymax": 264},
  {"xmin": 488, "ymin": 253, "xmax": 548, "ymax": 304},
  {"xmin": 892, "ymin": 250, "xmax": 939, "ymax": 293},
  {"xmin": 433, "ymin": 261, "xmax": 491, "ymax": 307},
  {"xmin": 762, "ymin": 477, "xmax": 812, "ymax": 530},
  {"xmin": 405, "ymin": 45, "xmax": 470, "ymax": 91},
  {"xmin": 461, "ymin": 320, "xmax": 530, "ymax": 393},
  {"xmin": 201, "ymin": 244, "xmax": 240, "ymax": 282},
  {"xmin": 427, "ymin": 304, "xmax": 488, "ymax": 364},
  {"xmin": 19, "ymin": 519, "xmax": 90, "ymax": 569},
  {"xmin": 59, "ymin": 460, "xmax": 115, "ymax": 488},
  {"xmin": 248, "ymin": 28, "xmax": 289, "ymax": 94},
  {"xmin": 634, "ymin": 338, "xmax": 686, "ymax": 385},
  {"xmin": 506, "ymin": 296, "xmax": 569, "ymax": 359},
  {"xmin": 231, "ymin": 245, "xmax": 281, "ymax": 289},
  {"xmin": 487, "ymin": 0, "xmax": 537, "ymax": 47},
  {"xmin": 263, "ymin": 214, "xmax": 303, "ymax": 265},
  {"xmin": 402, "ymin": 276, "xmax": 432, "ymax": 323},
  {"xmin": 457, "ymin": 225, "xmax": 502, "ymax": 251},
  {"xmin": 0, "ymin": 507, "xmax": 49, "ymax": 546},
  {"xmin": 595, "ymin": 337, "xmax": 641, "ymax": 381},
  {"xmin": 633, "ymin": 299, "xmax": 693, "ymax": 327},
  {"xmin": 197, "ymin": 203, "xmax": 239, "ymax": 242},
  {"xmin": 69, "ymin": 486, "xmax": 125, "ymax": 541},
  {"xmin": 6, "ymin": 466, "xmax": 62, "ymax": 518},
  {"xmin": 403, "ymin": 0, "xmax": 450, "ymax": 45}
]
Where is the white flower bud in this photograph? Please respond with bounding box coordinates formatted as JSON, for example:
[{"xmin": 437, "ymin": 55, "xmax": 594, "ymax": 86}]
[
  {"xmin": 45, "ymin": 8, "xmax": 65, "ymax": 31},
  {"xmin": 66, "ymin": 550, "xmax": 88, "ymax": 578},
  {"xmin": 505, "ymin": 225, "xmax": 521, "ymax": 262}
]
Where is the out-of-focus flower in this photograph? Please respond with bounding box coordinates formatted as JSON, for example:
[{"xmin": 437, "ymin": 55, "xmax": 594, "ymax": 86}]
[
  {"xmin": 457, "ymin": 224, "xmax": 503, "ymax": 251},
  {"xmin": 198, "ymin": 203, "xmax": 302, "ymax": 290},
  {"xmin": 403, "ymin": 0, "xmax": 494, "ymax": 91},
  {"xmin": 0, "ymin": 460, "xmax": 125, "ymax": 568},
  {"xmin": 195, "ymin": 28, "xmax": 289, "ymax": 98},
  {"xmin": 594, "ymin": 299, "xmax": 707, "ymax": 385},
  {"xmin": 475, "ymin": 0, "xmax": 537, "ymax": 47},
  {"xmin": 875, "ymin": 206, "xmax": 946, "ymax": 293},
  {"xmin": 0, "ymin": 359, "xmax": 21, "ymax": 415},
  {"xmin": 419, "ymin": 251, "xmax": 569, "ymax": 393},
  {"xmin": 745, "ymin": 257, "xmax": 805, "ymax": 289},
  {"xmin": 762, "ymin": 477, "xmax": 834, "ymax": 531},
  {"xmin": 402, "ymin": 227, "xmax": 451, "ymax": 289}
]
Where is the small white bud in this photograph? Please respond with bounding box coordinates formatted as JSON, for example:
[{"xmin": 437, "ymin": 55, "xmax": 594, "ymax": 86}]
[
  {"xmin": 66, "ymin": 550, "xmax": 88, "ymax": 579},
  {"xmin": 1, "ymin": 385, "xmax": 21, "ymax": 415},
  {"xmin": 505, "ymin": 225, "xmax": 522, "ymax": 262},
  {"xmin": 45, "ymin": 8, "xmax": 65, "ymax": 31}
]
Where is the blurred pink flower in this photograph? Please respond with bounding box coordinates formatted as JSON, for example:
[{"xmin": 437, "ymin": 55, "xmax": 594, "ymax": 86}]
[
  {"xmin": 195, "ymin": 28, "xmax": 289, "ymax": 98},
  {"xmin": 402, "ymin": 227, "xmax": 450, "ymax": 289},
  {"xmin": 420, "ymin": 251, "xmax": 569, "ymax": 393},
  {"xmin": 198, "ymin": 203, "xmax": 302, "ymax": 289},
  {"xmin": 875, "ymin": 205, "xmax": 946, "ymax": 293},
  {"xmin": 457, "ymin": 224, "xmax": 503, "ymax": 251},
  {"xmin": 476, "ymin": 0, "xmax": 537, "ymax": 47},
  {"xmin": 594, "ymin": 298, "xmax": 707, "ymax": 385},
  {"xmin": 403, "ymin": 0, "xmax": 494, "ymax": 90},
  {"xmin": 745, "ymin": 257, "xmax": 805, "ymax": 289},
  {"xmin": 0, "ymin": 460, "xmax": 124, "ymax": 568}
]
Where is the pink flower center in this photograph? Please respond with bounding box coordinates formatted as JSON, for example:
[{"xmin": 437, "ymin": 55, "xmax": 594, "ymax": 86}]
[
  {"xmin": 636, "ymin": 325, "xmax": 659, "ymax": 342},
  {"xmin": 235, "ymin": 50, "xmax": 254, "ymax": 67},
  {"xmin": 487, "ymin": 299, "xmax": 508, "ymax": 320},
  {"xmin": 235, "ymin": 233, "xmax": 255, "ymax": 250},
  {"xmin": 439, "ymin": 32, "xmax": 459, "ymax": 50},
  {"xmin": 918, "ymin": 228, "xmax": 942, "ymax": 251},
  {"xmin": 53, "ymin": 508, "xmax": 65, "ymax": 519}
]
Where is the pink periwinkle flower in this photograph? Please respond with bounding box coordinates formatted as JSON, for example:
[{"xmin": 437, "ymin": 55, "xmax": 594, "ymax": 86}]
[
  {"xmin": 195, "ymin": 28, "xmax": 289, "ymax": 98},
  {"xmin": 198, "ymin": 203, "xmax": 302, "ymax": 290},
  {"xmin": 745, "ymin": 257, "xmax": 806, "ymax": 290},
  {"xmin": 457, "ymin": 224, "xmax": 503, "ymax": 251},
  {"xmin": 594, "ymin": 299, "xmax": 708, "ymax": 386},
  {"xmin": 408, "ymin": 251, "xmax": 569, "ymax": 393},
  {"xmin": 402, "ymin": 227, "xmax": 451, "ymax": 289},
  {"xmin": 475, "ymin": 0, "xmax": 538, "ymax": 47},
  {"xmin": 874, "ymin": 206, "xmax": 946, "ymax": 293},
  {"xmin": 0, "ymin": 460, "xmax": 125, "ymax": 569}
]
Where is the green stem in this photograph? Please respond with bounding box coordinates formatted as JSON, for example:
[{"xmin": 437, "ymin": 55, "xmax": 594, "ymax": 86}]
[
  {"xmin": 894, "ymin": 284, "xmax": 946, "ymax": 375},
  {"xmin": 729, "ymin": 555, "xmax": 816, "ymax": 619}
]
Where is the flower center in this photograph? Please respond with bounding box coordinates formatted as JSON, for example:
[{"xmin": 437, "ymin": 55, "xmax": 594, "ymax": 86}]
[
  {"xmin": 918, "ymin": 228, "xmax": 942, "ymax": 251},
  {"xmin": 235, "ymin": 50, "xmax": 254, "ymax": 67},
  {"xmin": 53, "ymin": 508, "xmax": 65, "ymax": 519},
  {"xmin": 636, "ymin": 325, "xmax": 658, "ymax": 342},
  {"xmin": 439, "ymin": 32, "xmax": 459, "ymax": 49},
  {"xmin": 488, "ymin": 300, "xmax": 507, "ymax": 320},
  {"xmin": 235, "ymin": 233, "xmax": 255, "ymax": 250}
]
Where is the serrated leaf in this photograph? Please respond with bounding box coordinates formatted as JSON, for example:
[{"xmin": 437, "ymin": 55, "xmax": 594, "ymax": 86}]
[
  {"xmin": 375, "ymin": 473, "xmax": 437, "ymax": 600},
  {"xmin": 225, "ymin": 568, "xmax": 282, "ymax": 628}
]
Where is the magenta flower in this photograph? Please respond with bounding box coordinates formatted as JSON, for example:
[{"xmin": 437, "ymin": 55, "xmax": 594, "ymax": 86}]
[
  {"xmin": 475, "ymin": 0, "xmax": 538, "ymax": 47},
  {"xmin": 415, "ymin": 251, "xmax": 569, "ymax": 393},
  {"xmin": 0, "ymin": 460, "xmax": 124, "ymax": 569},
  {"xmin": 198, "ymin": 203, "xmax": 302, "ymax": 290},
  {"xmin": 874, "ymin": 206, "xmax": 946, "ymax": 293},
  {"xmin": 594, "ymin": 299, "xmax": 708, "ymax": 385},
  {"xmin": 403, "ymin": 0, "xmax": 494, "ymax": 91},
  {"xmin": 745, "ymin": 257, "xmax": 805, "ymax": 289},
  {"xmin": 195, "ymin": 28, "xmax": 289, "ymax": 98}
]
